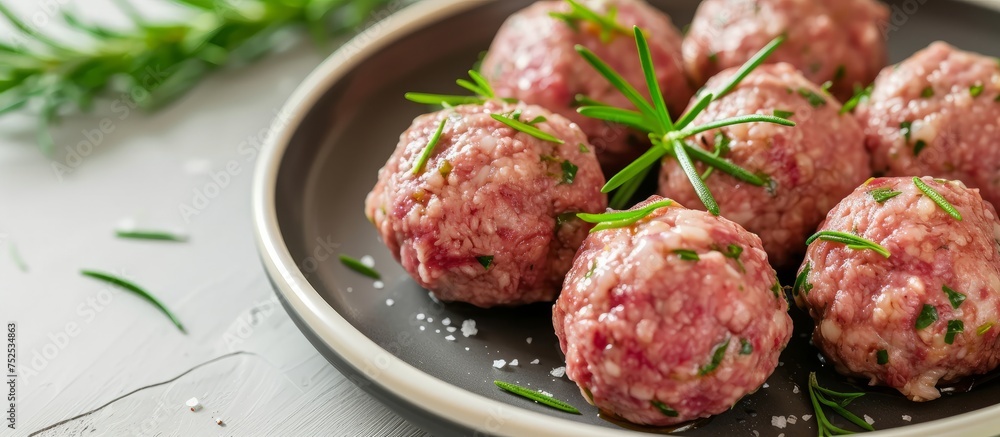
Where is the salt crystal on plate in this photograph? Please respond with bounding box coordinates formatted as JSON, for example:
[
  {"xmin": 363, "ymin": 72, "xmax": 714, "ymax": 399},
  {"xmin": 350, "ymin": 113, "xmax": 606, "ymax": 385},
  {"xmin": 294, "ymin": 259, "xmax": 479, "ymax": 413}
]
[
  {"xmin": 864, "ymin": 415, "xmax": 874, "ymax": 425},
  {"xmin": 442, "ymin": 318, "xmax": 451, "ymax": 326},
  {"xmin": 427, "ymin": 317, "xmax": 434, "ymax": 323},
  {"xmin": 509, "ymin": 359, "xmax": 519, "ymax": 366},
  {"xmin": 763, "ymin": 383, "xmax": 769, "ymax": 388},
  {"xmin": 902, "ymin": 415, "xmax": 911, "ymax": 422},
  {"xmin": 373, "ymin": 281, "xmax": 384, "ymax": 289},
  {"xmin": 772, "ymin": 416, "xmax": 787, "ymax": 429},
  {"xmin": 445, "ymin": 335, "xmax": 456, "ymax": 341},
  {"xmin": 185, "ymin": 397, "xmax": 201, "ymax": 412},
  {"xmin": 538, "ymin": 390, "xmax": 553, "ymax": 397},
  {"xmin": 360, "ymin": 255, "xmax": 375, "ymax": 267},
  {"xmin": 550, "ymin": 366, "xmax": 566, "ymax": 377},
  {"xmin": 446, "ymin": 327, "xmax": 457, "ymax": 332},
  {"xmin": 385, "ymin": 299, "xmax": 394, "ymax": 306},
  {"xmin": 493, "ymin": 359, "xmax": 507, "ymax": 369},
  {"xmin": 346, "ymin": 287, "xmax": 353, "ymax": 293},
  {"xmin": 792, "ymin": 384, "xmax": 800, "ymax": 394},
  {"xmin": 802, "ymin": 415, "xmax": 812, "ymax": 421},
  {"xmin": 416, "ymin": 313, "xmax": 425, "ymax": 320},
  {"xmin": 419, "ymin": 326, "xmax": 425, "ymax": 331},
  {"xmin": 787, "ymin": 415, "xmax": 797, "ymax": 425},
  {"xmin": 435, "ymin": 329, "xmax": 440, "ymax": 333},
  {"xmin": 462, "ymin": 320, "xmax": 478, "ymax": 337},
  {"xmin": 526, "ymin": 337, "xmax": 533, "ymax": 344},
  {"xmin": 530, "ymin": 359, "xmax": 540, "ymax": 365}
]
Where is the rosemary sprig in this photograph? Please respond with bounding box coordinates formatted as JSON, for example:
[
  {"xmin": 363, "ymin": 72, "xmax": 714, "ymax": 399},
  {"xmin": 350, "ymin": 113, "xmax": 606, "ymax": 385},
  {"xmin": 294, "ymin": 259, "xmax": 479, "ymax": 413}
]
[
  {"xmin": 494, "ymin": 380, "xmax": 581, "ymax": 414},
  {"xmin": 80, "ymin": 269, "xmax": 186, "ymax": 333},
  {"xmin": 576, "ymin": 29, "xmax": 792, "ymax": 214},
  {"xmin": 339, "ymin": 254, "xmax": 381, "ymax": 280},
  {"xmin": 549, "ymin": 0, "xmax": 630, "ymax": 43},
  {"xmin": 405, "ymin": 70, "xmax": 500, "ymax": 106},
  {"xmin": 913, "ymin": 177, "xmax": 962, "ymax": 221},
  {"xmin": 490, "ymin": 113, "xmax": 564, "ymax": 144},
  {"xmin": 412, "ymin": 118, "xmax": 447, "ymax": 175},
  {"xmin": 0, "ymin": 0, "xmax": 393, "ymax": 154},
  {"xmin": 577, "ymin": 199, "xmax": 673, "ymax": 233},
  {"xmin": 115, "ymin": 229, "xmax": 188, "ymax": 242},
  {"xmin": 806, "ymin": 231, "xmax": 890, "ymax": 258},
  {"xmin": 808, "ymin": 372, "xmax": 874, "ymax": 436}
]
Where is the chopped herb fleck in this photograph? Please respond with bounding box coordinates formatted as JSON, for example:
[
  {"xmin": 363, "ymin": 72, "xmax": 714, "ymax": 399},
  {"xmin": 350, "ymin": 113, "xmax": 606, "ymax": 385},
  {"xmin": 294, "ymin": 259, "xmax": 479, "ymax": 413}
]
[
  {"xmin": 945, "ymin": 320, "xmax": 965, "ymax": 344},
  {"xmin": 913, "ymin": 140, "xmax": 927, "ymax": 156},
  {"xmin": 739, "ymin": 338, "xmax": 753, "ymax": 355},
  {"xmin": 977, "ymin": 322, "xmax": 994, "ymax": 336},
  {"xmin": 798, "ymin": 87, "xmax": 827, "ymax": 107},
  {"xmin": 439, "ymin": 160, "xmax": 453, "ymax": 178},
  {"xmin": 699, "ymin": 338, "xmax": 730, "ymax": 375},
  {"xmin": 921, "ymin": 86, "xmax": 934, "ymax": 98},
  {"xmin": 585, "ymin": 260, "xmax": 597, "ymax": 278},
  {"xmin": 556, "ymin": 212, "xmax": 578, "ymax": 228},
  {"xmin": 477, "ymin": 255, "xmax": 494, "ymax": 270},
  {"xmin": 561, "ymin": 160, "xmax": 578, "ymax": 184},
  {"xmin": 673, "ymin": 249, "xmax": 700, "ymax": 261},
  {"xmin": 877, "ymin": 349, "xmax": 889, "ymax": 365},
  {"xmin": 834, "ymin": 65, "xmax": 846, "ymax": 81},
  {"xmin": 339, "ymin": 254, "xmax": 381, "ymax": 280},
  {"xmin": 773, "ymin": 109, "xmax": 795, "ymax": 119},
  {"xmin": 651, "ymin": 400, "xmax": 679, "ymax": 417},
  {"xmin": 549, "ymin": 0, "xmax": 630, "ymax": 43},
  {"xmin": 942, "ymin": 285, "xmax": 966, "ymax": 309},
  {"xmin": 971, "ymin": 83, "xmax": 985, "ymax": 97},
  {"xmin": 771, "ymin": 281, "xmax": 782, "ymax": 298},
  {"xmin": 915, "ymin": 304, "xmax": 938, "ymax": 330},
  {"xmin": 840, "ymin": 84, "xmax": 873, "ymax": 114},
  {"xmin": 494, "ymin": 380, "xmax": 581, "ymax": 414},
  {"xmin": 794, "ymin": 262, "xmax": 813, "ymax": 296},
  {"xmin": 720, "ymin": 244, "xmax": 745, "ymax": 272},
  {"xmin": 578, "ymin": 143, "xmax": 590, "ymax": 153},
  {"xmin": 708, "ymin": 52, "xmax": 718, "ymax": 63},
  {"xmin": 900, "ymin": 121, "xmax": 913, "ymax": 143},
  {"xmin": 868, "ymin": 187, "xmax": 901, "ymax": 203}
]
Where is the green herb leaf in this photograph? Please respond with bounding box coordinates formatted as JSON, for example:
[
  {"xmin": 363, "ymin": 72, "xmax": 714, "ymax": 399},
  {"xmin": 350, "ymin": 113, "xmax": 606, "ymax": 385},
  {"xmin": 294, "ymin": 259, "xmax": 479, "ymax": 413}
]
[
  {"xmin": 942, "ymin": 285, "xmax": 966, "ymax": 309},
  {"xmin": 806, "ymin": 231, "xmax": 891, "ymax": 258},
  {"xmin": 798, "ymin": 87, "xmax": 827, "ymax": 107},
  {"xmin": 710, "ymin": 35, "xmax": 785, "ymax": 99},
  {"xmin": 673, "ymin": 249, "xmax": 700, "ymax": 261},
  {"xmin": 651, "ymin": 400, "xmax": 679, "ymax": 417},
  {"xmin": 404, "ymin": 93, "xmax": 484, "ymax": 106},
  {"xmin": 971, "ymin": 83, "xmax": 985, "ymax": 97},
  {"xmin": 80, "ymin": 270, "xmax": 186, "ymax": 334},
  {"xmin": 339, "ymin": 254, "xmax": 381, "ymax": 280},
  {"xmin": 977, "ymin": 322, "xmax": 994, "ymax": 336},
  {"xmin": 413, "ymin": 118, "xmax": 447, "ymax": 175},
  {"xmin": 868, "ymin": 187, "xmax": 902, "ymax": 203},
  {"xmin": 739, "ymin": 338, "xmax": 753, "ymax": 355},
  {"xmin": 494, "ymin": 380, "xmax": 581, "ymax": 414},
  {"xmin": 634, "ymin": 26, "xmax": 673, "ymax": 132},
  {"xmin": 575, "ymin": 44, "xmax": 658, "ymax": 126},
  {"xmin": 673, "ymin": 114, "xmax": 794, "ymax": 139},
  {"xmin": 877, "ymin": 349, "xmax": 889, "ymax": 365},
  {"xmin": 945, "ymin": 319, "xmax": 964, "ymax": 344},
  {"xmin": 578, "ymin": 143, "xmax": 590, "ymax": 153},
  {"xmin": 577, "ymin": 199, "xmax": 673, "ymax": 233},
  {"xmin": 900, "ymin": 120, "xmax": 914, "ymax": 143},
  {"xmin": 585, "ymin": 260, "xmax": 598, "ymax": 278},
  {"xmin": 834, "ymin": 65, "xmax": 846, "ymax": 81},
  {"xmin": 550, "ymin": 0, "xmax": 630, "ymax": 43},
  {"xmin": 576, "ymin": 106, "xmax": 656, "ymax": 131},
  {"xmin": 115, "ymin": 229, "xmax": 188, "ymax": 242},
  {"xmin": 561, "ymin": 160, "xmax": 578, "ymax": 184},
  {"xmin": 773, "ymin": 109, "xmax": 794, "ymax": 119},
  {"xmin": 491, "ymin": 113, "xmax": 564, "ymax": 144},
  {"xmin": 681, "ymin": 141, "xmax": 767, "ymax": 186},
  {"xmin": 793, "ymin": 261, "xmax": 813, "ymax": 296},
  {"xmin": 841, "ymin": 84, "xmax": 873, "ymax": 114},
  {"xmin": 699, "ymin": 338, "xmax": 730, "ymax": 375},
  {"xmin": 913, "ymin": 177, "xmax": 962, "ymax": 221},
  {"xmin": 477, "ymin": 255, "xmax": 494, "ymax": 270},
  {"xmin": 913, "ymin": 140, "xmax": 927, "ymax": 156},
  {"xmin": 915, "ymin": 304, "xmax": 938, "ymax": 330},
  {"xmin": 771, "ymin": 281, "xmax": 782, "ymax": 298},
  {"xmin": 673, "ymin": 138, "xmax": 720, "ymax": 215},
  {"xmin": 921, "ymin": 86, "xmax": 934, "ymax": 98},
  {"xmin": 807, "ymin": 372, "xmax": 875, "ymax": 434},
  {"xmin": 700, "ymin": 131, "xmax": 731, "ymax": 180}
]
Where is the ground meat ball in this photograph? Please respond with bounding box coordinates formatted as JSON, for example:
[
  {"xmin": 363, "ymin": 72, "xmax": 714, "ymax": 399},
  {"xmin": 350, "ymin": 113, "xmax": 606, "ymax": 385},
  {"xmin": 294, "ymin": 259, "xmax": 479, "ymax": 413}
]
[
  {"xmin": 365, "ymin": 101, "xmax": 606, "ymax": 308},
  {"xmin": 795, "ymin": 177, "xmax": 1000, "ymax": 401},
  {"xmin": 856, "ymin": 42, "xmax": 1000, "ymax": 208},
  {"xmin": 553, "ymin": 196, "xmax": 792, "ymax": 425},
  {"xmin": 481, "ymin": 0, "xmax": 693, "ymax": 172},
  {"xmin": 658, "ymin": 63, "xmax": 869, "ymax": 267},
  {"xmin": 683, "ymin": 0, "xmax": 888, "ymax": 102}
]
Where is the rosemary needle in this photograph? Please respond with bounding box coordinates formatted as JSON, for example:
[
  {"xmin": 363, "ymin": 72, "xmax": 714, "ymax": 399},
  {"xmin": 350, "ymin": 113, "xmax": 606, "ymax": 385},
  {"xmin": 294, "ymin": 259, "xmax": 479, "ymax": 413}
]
[
  {"xmin": 494, "ymin": 380, "xmax": 581, "ymax": 414},
  {"xmin": 412, "ymin": 118, "xmax": 447, "ymax": 175},
  {"xmin": 115, "ymin": 229, "xmax": 188, "ymax": 242},
  {"xmin": 913, "ymin": 177, "xmax": 962, "ymax": 221},
  {"xmin": 806, "ymin": 231, "xmax": 890, "ymax": 258},
  {"xmin": 80, "ymin": 270, "xmax": 186, "ymax": 334},
  {"xmin": 339, "ymin": 254, "xmax": 381, "ymax": 280},
  {"xmin": 490, "ymin": 113, "xmax": 564, "ymax": 144},
  {"xmin": 578, "ymin": 199, "xmax": 673, "ymax": 232}
]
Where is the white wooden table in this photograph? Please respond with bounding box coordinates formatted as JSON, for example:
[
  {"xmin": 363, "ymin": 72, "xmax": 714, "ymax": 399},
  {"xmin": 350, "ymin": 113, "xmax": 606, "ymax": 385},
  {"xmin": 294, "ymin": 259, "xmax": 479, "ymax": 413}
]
[{"xmin": 0, "ymin": 2, "xmax": 428, "ymax": 435}]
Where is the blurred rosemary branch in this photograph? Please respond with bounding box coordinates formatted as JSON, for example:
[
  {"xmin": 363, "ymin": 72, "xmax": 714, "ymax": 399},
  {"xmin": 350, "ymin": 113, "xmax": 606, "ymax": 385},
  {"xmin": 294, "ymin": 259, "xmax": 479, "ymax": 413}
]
[{"xmin": 0, "ymin": 0, "xmax": 395, "ymax": 154}]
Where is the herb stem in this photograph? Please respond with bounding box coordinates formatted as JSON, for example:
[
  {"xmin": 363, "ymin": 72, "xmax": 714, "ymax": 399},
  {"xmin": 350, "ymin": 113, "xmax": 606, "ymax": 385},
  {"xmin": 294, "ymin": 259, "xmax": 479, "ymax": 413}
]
[
  {"xmin": 80, "ymin": 270, "xmax": 186, "ymax": 334},
  {"xmin": 115, "ymin": 229, "xmax": 188, "ymax": 242},
  {"xmin": 494, "ymin": 380, "xmax": 581, "ymax": 414},
  {"xmin": 671, "ymin": 138, "xmax": 719, "ymax": 215},
  {"xmin": 339, "ymin": 254, "xmax": 381, "ymax": 280}
]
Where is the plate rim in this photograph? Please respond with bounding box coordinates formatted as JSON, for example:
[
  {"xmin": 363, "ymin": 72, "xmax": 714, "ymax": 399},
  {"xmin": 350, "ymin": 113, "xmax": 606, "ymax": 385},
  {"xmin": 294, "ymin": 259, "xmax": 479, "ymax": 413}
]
[{"xmin": 251, "ymin": 0, "xmax": 1000, "ymax": 435}]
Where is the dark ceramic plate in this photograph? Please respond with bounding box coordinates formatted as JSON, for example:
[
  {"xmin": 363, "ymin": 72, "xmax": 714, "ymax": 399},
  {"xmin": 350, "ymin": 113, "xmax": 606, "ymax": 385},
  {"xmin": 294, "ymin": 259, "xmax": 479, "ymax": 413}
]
[{"xmin": 252, "ymin": 1, "xmax": 1000, "ymax": 435}]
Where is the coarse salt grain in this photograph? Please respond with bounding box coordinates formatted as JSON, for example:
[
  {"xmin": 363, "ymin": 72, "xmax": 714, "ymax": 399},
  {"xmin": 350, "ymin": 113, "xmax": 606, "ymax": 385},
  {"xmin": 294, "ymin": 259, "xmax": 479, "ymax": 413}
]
[
  {"xmin": 442, "ymin": 318, "xmax": 451, "ymax": 326},
  {"xmin": 419, "ymin": 326, "xmax": 425, "ymax": 331},
  {"xmin": 462, "ymin": 319, "xmax": 478, "ymax": 337},
  {"xmin": 864, "ymin": 415, "xmax": 874, "ymax": 425},
  {"xmin": 538, "ymin": 390, "xmax": 553, "ymax": 397},
  {"xmin": 465, "ymin": 347, "xmax": 470, "ymax": 351},
  {"xmin": 902, "ymin": 415, "xmax": 911, "ymax": 422},
  {"xmin": 360, "ymin": 255, "xmax": 375, "ymax": 267},
  {"xmin": 447, "ymin": 326, "xmax": 457, "ymax": 332},
  {"xmin": 792, "ymin": 384, "xmax": 800, "ymax": 394},
  {"xmin": 445, "ymin": 335, "xmax": 456, "ymax": 341},
  {"xmin": 416, "ymin": 313, "xmax": 425, "ymax": 320},
  {"xmin": 526, "ymin": 337, "xmax": 532, "ymax": 344},
  {"xmin": 772, "ymin": 416, "xmax": 787, "ymax": 429},
  {"xmin": 530, "ymin": 359, "xmax": 539, "ymax": 364},
  {"xmin": 185, "ymin": 397, "xmax": 201, "ymax": 412},
  {"xmin": 550, "ymin": 367, "xmax": 566, "ymax": 377},
  {"xmin": 493, "ymin": 359, "xmax": 506, "ymax": 369},
  {"xmin": 435, "ymin": 329, "xmax": 440, "ymax": 334},
  {"xmin": 802, "ymin": 415, "xmax": 812, "ymax": 421},
  {"xmin": 346, "ymin": 287, "xmax": 353, "ymax": 293},
  {"xmin": 385, "ymin": 299, "xmax": 394, "ymax": 306},
  {"xmin": 427, "ymin": 317, "xmax": 434, "ymax": 323},
  {"xmin": 509, "ymin": 359, "xmax": 519, "ymax": 366},
  {"xmin": 787, "ymin": 415, "xmax": 797, "ymax": 425},
  {"xmin": 373, "ymin": 281, "xmax": 384, "ymax": 289},
  {"xmin": 763, "ymin": 383, "xmax": 769, "ymax": 388}
]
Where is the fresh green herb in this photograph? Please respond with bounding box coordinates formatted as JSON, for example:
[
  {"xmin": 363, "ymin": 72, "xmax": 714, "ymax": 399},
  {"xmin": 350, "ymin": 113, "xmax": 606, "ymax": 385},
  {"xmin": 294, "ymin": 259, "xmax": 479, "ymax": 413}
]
[
  {"xmin": 585, "ymin": 260, "xmax": 598, "ymax": 278},
  {"xmin": 794, "ymin": 261, "xmax": 813, "ymax": 296},
  {"xmin": 876, "ymin": 349, "xmax": 889, "ymax": 365},
  {"xmin": 412, "ymin": 118, "xmax": 447, "ymax": 175},
  {"xmin": 494, "ymin": 380, "xmax": 581, "ymax": 414},
  {"xmin": 868, "ymin": 187, "xmax": 901, "ymax": 203},
  {"xmin": 708, "ymin": 52, "xmax": 718, "ymax": 63},
  {"xmin": 576, "ymin": 29, "xmax": 791, "ymax": 215},
  {"xmin": 651, "ymin": 400, "xmax": 679, "ymax": 417},
  {"xmin": 739, "ymin": 338, "xmax": 753, "ymax": 355},
  {"xmin": 970, "ymin": 83, "xmax": 985, "ymax": 97},
  {"xmin": 0, "ymin": 0, "xmax": 395, "ymax": 154},
  {"xmin": 673, "ymin": 249, "xmax": 700, "ymax": 261},
  {"xmin": 913, "ymin": 177, "xmax": 962, "ymax": 221},
  {"xmin": 798, "ymin": 87, "xmax": 827, "ymax": 107},
  {"xmin": 560, "ymin": 160, "xmax": 579, "ymax": 184},
  {"xmin": 915, "ymin": 304, "xmax": 938, "ymax": 330},
  {"xmin": 699, "ymin": 338, "xmax": 730, "ymax": 375},
  {"xmin": 834, "ymin": 65, "xmax": 846, "ymax": 82},
  {"xmin": 913, "ymin": 140, "xmax": 927, "ymax": 156},
  {"xmin": 405, "ymin": 70, "xmax": 508, "ymax": 107},
  {"xmin": 900, "ymin": 121, "xmax": 913, "ymax": 142},
  {"xmin": 806, "ymin": 231, "xmax": 890, "ymax": 258},
  {"xmin": 115, "ymin": 229, "xmax": 188, "ymax": 242},
  {"xmin": 807, "ymin": 372, "xmax": 875, "ymax": 436},
  {"xmin": 578, "ymin": 143, "xmax": 590, "ymax": 153},
  {"xmin": 977, "ymin": 322, "xmax": 994, "ymax": 336},
  {"xmin": 700, "ymin": 133, "xmax": 730, "ymax": 180},
  {"xmin": 339, "ymin": 254, "xmax": 381, "ymax": 280},
  {"xmin": 8, "ymin": 241, "xmax": 27, "ymax": 272},
  {"xmin": 573, "ymin": 94, "xmax": 611, "ymax": 107},
  {"xmin": 719, "ymin": 244, "xmax": 745, "ymax": 272},
  {"xmin": 477, "ymin": 255, "xmax": 494, "ymax": 270},
  {"xmin": 80, "ymin": 270, "xmax": 186, "ymax": 333},
  {"xmin": 821, "ymin": 81, "xmax": 834, "ymax": 93},
  {"xmin": 773, "ymin": 109, "xmax": 795, "ymax": 119},
  {"xmin": 771, "ymin": 281, "xmax": 782, "ymax": 298},
  {"xmin": 526, "ymin": 115, "xmax": 547, "ymax": 125},
  {"xmin": 840, "ymin": 84, "xmax": 873, "ymax": 114},
  {"xmin": 921, "ymin": 86, "xmax": 934, "ymax": 98},
  {"xmin": 942, "ymin": 285, "xmax": 966, "ymax": 309},
  {"xmin": 945, "ymin": 320, "xmax": 965, "ymax": 344},
  {"xmin": 577, "ymin": 199, "xmax": 673, "ymax": 233},
  {"xmin": 491, "ymin": 113, "xmax": 564, "ymax": 144},
  {"xmin": 549, "ymin": 0, "xmax": 630, "ymax": 43}
]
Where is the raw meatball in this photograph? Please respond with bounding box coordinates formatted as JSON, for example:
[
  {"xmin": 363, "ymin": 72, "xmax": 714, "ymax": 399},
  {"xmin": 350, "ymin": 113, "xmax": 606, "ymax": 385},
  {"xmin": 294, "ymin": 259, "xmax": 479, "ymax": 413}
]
[
  {"xmin": 659, "ymin": 63, "xmax": 869, "ymax": 267},
  {"xmin": 365, "ymin": 101, "xmax": 606, "ymax": 308},
  {"xmin": 481, "ymin": 0, "xmax": 693, "ymax": 172},
  {"xmin": 855, "ymin": 42, "xmax": 1000, "ymax": 208},
  {"xmin": 553, "ymin": 196, "xmax": 792, "ymax": 425},
  {"xmin": 683, "ymin": 0, "xmax": 888, "ymax": 102},
  {"xmin": 794, "ymin": 177, "xmax": 1000, "ymax": 401}
]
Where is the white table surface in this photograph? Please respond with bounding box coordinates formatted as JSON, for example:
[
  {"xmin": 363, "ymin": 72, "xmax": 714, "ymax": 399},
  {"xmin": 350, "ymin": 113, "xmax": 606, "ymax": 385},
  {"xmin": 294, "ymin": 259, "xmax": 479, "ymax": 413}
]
[{"xmin": 0, "ymin": 2, "xmax": 429, "ymax": 436}]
